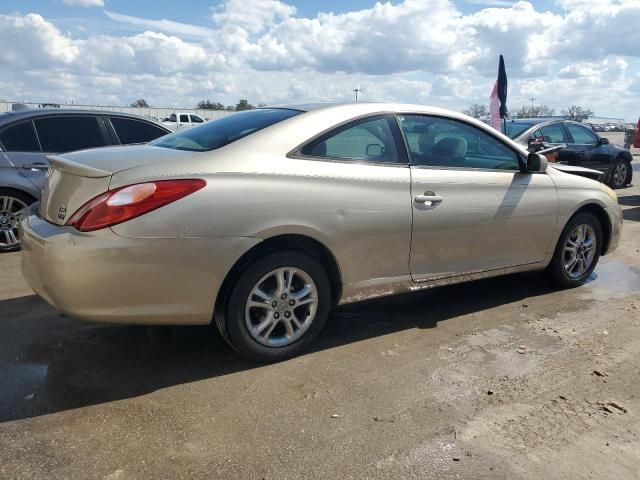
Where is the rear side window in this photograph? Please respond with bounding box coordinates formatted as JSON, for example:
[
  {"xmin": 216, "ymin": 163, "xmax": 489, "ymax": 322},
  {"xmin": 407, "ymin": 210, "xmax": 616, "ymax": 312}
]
[
  {"xmin": 0, "ymin": 121, "xmax": 40, "ymax": 152},
  {"xmin": 505, "ymin": 122, "xmax": 533, "ymax": 139},
  {"xmin": 300, "ymin": 115, "xmax": 400, "ymax": 164},
  {"xmin": 180, "ymin": 115, "xmax": 189, "ymax": 123},
  {"xmin": 110, "ymin": 117, "xmax": 168, "ymax": 144},
  {"xmin": 34, "ymin": 116, "xmax": 105, "ymax": 153},
  {"xmin": 152, "ymin": 109, "xmax": 302, "ymax": 152}
]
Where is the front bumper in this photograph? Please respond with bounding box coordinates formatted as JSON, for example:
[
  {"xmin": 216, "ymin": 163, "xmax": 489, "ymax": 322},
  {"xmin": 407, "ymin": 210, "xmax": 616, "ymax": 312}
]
[
  {"xmin": 606, "ymin": 202, "xmax": 623, "ymax": 255},
  {"xmin": 20, "ymin": 204, "xmax": 259, "ymax": 325}
]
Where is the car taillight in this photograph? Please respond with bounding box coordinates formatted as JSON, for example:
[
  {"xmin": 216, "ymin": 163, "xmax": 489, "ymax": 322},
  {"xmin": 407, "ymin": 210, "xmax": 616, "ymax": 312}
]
[{"xmin": 67, "ymin": 179, "xmax": 206, "ymax": 232}]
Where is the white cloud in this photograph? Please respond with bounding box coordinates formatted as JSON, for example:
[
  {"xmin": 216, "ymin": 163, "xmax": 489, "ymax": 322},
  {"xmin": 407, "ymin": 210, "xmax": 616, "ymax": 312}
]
[
  {"xmin": 211, "ymin": 0, "xmax": 296, "ymax": 34},
  {"xmin": 103, "ymin": 10, "xmax": 215, "ymax": 38},
  {"xmin": 62, "ymin": 0, "xmax": 104, "ymax": 7},
  {"xmin": 1, "ymin": 1, "xmax": 640, "ymax": 119}
]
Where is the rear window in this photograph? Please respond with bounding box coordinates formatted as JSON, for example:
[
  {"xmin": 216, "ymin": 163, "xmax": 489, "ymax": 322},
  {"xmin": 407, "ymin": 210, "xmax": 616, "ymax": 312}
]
[
  {"xmin": 151, "ymin": 109, "xmax": 302, "ymax": 152},
  {"xmin": 110, "ymin": 117, "xmax": 168, "ymax": 144},
  {"xmin": 34, "ymin": 116, "xmax": 105, "ymax": 153},
  {"xmin": 505, "ymin": 122, "xmax": 534, "ymax": 139},
  {"xmin": 0, "ymin": 121, "xmax": 40, "ymax": 152}
]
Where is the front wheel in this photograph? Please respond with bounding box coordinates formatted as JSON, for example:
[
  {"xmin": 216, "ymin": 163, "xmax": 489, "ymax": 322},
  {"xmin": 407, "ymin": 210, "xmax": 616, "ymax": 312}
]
[
  {"xmin": 547, "ymin": 212, "xmax": 602, "ymax": 288},
  {"xmin": 608, "ymin": 158, "xmax": 632, "ymax": 189},
  {"xmin": 221, "ymin": 250, "xmax": 331, "ymax": 362}
]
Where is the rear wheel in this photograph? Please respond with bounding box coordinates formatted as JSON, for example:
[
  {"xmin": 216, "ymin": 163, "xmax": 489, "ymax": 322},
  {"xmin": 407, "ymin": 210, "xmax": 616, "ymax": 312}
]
[
  {"xmin": 221, "ymin": 250, "xmax": 331, "ymax": 362},
  {"xmin": 608, "ymin": 158, "xmax": 631, "ymax": 189},
  {"xmin": 547, "ymin": 212, "xmax": 602, "ymax": 288},
  {"xmin": 0, "ymin": 190, "xmax": 35, "ymax": 252}
]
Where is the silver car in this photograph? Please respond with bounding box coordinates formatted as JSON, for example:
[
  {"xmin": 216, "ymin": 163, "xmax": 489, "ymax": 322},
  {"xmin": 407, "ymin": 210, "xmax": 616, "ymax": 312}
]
[
  {"xmin": 20, "ymin": 103, "xmax": 622, "ymax": 361},
  {"xmin": 0, "ymin": 109, "xmax": 170, "ymax": 251}
]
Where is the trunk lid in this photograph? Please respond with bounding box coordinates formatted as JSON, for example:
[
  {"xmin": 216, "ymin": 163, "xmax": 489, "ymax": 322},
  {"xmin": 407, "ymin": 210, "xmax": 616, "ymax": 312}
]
[{"xmin": 39, "ymin": 144, "xmax": 197, "ymax": 225}]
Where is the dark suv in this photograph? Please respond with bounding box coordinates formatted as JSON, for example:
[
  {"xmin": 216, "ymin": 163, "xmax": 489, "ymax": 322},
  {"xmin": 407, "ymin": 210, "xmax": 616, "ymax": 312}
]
[
  {"xmin": 505, "ymin": 118, "xmax": 633, "ymax": 189},
  {"xmin": 0, "ymin": 109, "xmax": 170, "ymax": 251}
]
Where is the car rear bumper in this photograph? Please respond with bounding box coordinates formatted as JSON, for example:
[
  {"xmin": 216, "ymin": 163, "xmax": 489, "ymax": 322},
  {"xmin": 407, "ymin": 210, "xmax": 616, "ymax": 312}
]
[{"xmin": 20, "ymin": 204, "xmax": 259, "ymax": 325}]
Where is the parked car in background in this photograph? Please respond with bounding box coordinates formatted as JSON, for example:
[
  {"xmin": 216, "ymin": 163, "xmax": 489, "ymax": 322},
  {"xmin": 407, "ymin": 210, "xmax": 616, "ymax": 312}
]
[
  {"xmin": 505, "ymin": 118, "xmax": 633, "ymax": 189},
  {"xmin": 20, "ymin": 103, "xmax": 622, "ymax": 362},
  {"xmin": 0, "ymin": 109, "xmax": 170, "ymax": 251},
  {"xmin": 161, "ymin": 112, "xmax": 206, "ymax": 132}
]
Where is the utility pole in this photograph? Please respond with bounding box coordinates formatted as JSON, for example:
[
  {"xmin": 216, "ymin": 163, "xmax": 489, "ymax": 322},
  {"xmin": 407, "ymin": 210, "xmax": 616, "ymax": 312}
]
[{"xmin": 354, "ymin": 87, "xmax": 361, "ymax": 102}]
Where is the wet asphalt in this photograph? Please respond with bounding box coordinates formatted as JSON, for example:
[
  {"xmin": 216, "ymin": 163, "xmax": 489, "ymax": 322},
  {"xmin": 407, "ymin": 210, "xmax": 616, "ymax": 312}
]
[{"xmin": 1, "ymin": 177, "xmax": 639, "ymax": 479}]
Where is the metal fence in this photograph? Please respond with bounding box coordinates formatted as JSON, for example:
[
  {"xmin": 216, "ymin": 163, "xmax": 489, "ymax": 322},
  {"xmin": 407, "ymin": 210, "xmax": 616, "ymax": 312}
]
[{"xmin": 0, "ymin": 101, "xmax": 234, "ymax": 122}]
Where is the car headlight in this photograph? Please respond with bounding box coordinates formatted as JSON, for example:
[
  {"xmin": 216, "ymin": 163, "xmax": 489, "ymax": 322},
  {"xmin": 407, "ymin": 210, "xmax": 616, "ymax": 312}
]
[{"xmin": 600, "ymin": 184, "xmax": 618, "ymax": 202}]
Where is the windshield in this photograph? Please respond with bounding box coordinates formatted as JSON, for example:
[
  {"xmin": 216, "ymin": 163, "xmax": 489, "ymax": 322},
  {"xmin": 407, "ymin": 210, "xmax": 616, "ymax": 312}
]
[
  {"xmin": 152, "ymin": 108, "xmax": 302, "ymax": 152},
  {"xmin": 504, "ymin": 122, "xmax": 534, "ymax": 139}
]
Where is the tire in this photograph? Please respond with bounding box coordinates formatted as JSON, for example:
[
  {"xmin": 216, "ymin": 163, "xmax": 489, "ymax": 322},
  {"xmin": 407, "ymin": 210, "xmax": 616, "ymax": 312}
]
[
  {"xmin": 547, "ymin": 212, "xmax": 602, "ymax": 289},
  {"xmin": 608, "ymin": 157, "xmax": 632, "ymax": 189},
  {"xmin": 0, "ymin": 189, "xmax": 35, "ymax": 253},
  {"xmin": 221, "ymin": 250, "xmax": 331, "ymax": 362}
]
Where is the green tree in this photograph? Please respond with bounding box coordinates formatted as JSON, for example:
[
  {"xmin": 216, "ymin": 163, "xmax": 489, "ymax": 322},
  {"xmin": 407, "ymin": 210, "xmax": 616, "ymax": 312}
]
[
  {"xmin": 462, "ymin": 104, "xmax": 488, "ymax": 119},
  {"xmin": 561, "ymin": 105, "xmax": 594, "ymax": 122},
  {"xmin": 197, "ymin": 100, "xmax": 225, "ymax": 110},
  {"xmin": 130, "ymin": 98, "xmax": 149, "ymax": 108},
  {"xmin": 235, "ymin": 99, "xmax": 254, "ymax": 111}
]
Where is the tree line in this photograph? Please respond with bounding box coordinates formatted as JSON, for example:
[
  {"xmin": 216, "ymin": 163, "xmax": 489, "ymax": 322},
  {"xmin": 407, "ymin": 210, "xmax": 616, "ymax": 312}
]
[
  {"xmin": 130, "ymin": 98, "xmax": 261, "ymax": 111},
  {"xmin": 463, "ymin": 103, "xmax": 594, "ymax": 122}
]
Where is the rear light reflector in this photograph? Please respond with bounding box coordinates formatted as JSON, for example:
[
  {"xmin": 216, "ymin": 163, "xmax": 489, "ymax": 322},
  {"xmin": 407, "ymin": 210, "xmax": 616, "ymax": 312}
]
[{"xmin": 67, "ymin": 179, "xmax": 206, "ymax": 232}]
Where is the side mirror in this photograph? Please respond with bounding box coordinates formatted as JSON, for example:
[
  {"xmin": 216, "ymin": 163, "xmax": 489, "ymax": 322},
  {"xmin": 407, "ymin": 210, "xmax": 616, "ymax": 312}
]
[
  {"xmin": 599, "ymin": 137, "xmax": 609, "ymax": 145},
  {"xmin": 526, "ymin": 152, "xmax": 548, "ymax": 173},
  {"xmin": 365, "ymin": 144, "xmax": 384, "ymax": 157}
]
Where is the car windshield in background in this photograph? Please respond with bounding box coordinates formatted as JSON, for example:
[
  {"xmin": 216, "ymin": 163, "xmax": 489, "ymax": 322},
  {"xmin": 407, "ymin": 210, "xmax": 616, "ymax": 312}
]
[
  {"xmin": 151, "ymin": 108, "xmax": 302, "ymax": 152},
  {"xmin": 505, "ymin": 122, "xmax": 534, "ymax": 139}
]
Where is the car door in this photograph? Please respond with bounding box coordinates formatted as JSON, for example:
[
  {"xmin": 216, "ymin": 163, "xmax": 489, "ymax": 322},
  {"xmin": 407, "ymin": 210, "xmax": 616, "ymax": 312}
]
[
  {"xmin": 27, "ymin": 115, "xmax": 110, "ymax": 190},
  {"xmin": 530, "ymin": 123, "xmax": 574, "ymax": 164},
  {"xmin": 397, "ymin": 114, "xmax": 558, "ymax": 281},
  {"xmin": 0, "ymin": 120, "xmax": 49, "ymax": 189},
  {"xmin": 564, "ymin": 122, "xmax": 610, "ymax": 171}
]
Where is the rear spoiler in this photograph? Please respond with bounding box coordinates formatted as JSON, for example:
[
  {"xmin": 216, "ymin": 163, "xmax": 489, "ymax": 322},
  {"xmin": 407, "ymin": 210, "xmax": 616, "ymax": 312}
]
[{"xmin": 47, "ymin": 155, "xmax": 111, "ymax": 178}]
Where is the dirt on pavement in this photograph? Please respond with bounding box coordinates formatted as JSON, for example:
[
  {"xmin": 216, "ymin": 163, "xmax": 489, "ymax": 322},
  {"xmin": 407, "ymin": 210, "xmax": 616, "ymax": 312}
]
[{"xmin": 0, "ymin": 185, "xmax": 639, "ymax": 479}]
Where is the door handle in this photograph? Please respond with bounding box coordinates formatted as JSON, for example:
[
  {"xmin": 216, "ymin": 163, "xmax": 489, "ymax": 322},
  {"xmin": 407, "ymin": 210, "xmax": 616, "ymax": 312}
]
[
  {"xmin": 22, "ymin": 163, "xmax": 49, "ymax": 171},
  {"xmin": 414, "ymin": 192, "xmax": 443, "ymax": 206}
]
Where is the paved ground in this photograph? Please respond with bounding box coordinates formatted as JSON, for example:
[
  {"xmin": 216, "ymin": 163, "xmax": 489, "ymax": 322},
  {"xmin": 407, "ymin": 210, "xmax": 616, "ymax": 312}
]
[{"xmin": 1, "ymin": 183, "xmax": 640, "ymax": 479}]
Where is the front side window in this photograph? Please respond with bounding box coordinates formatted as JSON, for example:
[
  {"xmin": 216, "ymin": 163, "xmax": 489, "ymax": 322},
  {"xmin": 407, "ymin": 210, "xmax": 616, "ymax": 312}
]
[
  {"xmin": 300, "ymin": 116, "xmax": 400, "ymax": 164},
  {"xmin": 34, "ymin": 116, "xmax": 105, "ymax": 153},
  {"xmin": 190, "ymin": 115, "xmax": 204, "ymax": 123},
  {"xmin": 110, "ymin": 117, "xmax": 168, "ymax": 144},
  {"xmin": 566, "ymin": 123, "xmax": 598, "ymax": 146},
  {"xmin": 0, "ymin": 121, "xmax": 40, "ymax": 152},
  {"xmin": 398, "ymin": 115, "xmax": 521, "ymax": 170},
  {"xmin": 152, "ymin": 108, "xmax": 301, "ymax": 152}
]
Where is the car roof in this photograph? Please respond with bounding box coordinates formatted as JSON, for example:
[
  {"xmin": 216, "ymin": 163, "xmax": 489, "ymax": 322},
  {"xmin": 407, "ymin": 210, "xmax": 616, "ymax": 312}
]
[{"xmin": 0, "ymin": 108, "xmax": 168, "ymax": 128}]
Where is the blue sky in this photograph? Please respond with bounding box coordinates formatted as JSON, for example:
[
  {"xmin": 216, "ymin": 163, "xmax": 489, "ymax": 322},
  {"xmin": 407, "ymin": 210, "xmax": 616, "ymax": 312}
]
[{"xmin": 1, "ymin": 0, "xmax": 639, "ymax": 119}]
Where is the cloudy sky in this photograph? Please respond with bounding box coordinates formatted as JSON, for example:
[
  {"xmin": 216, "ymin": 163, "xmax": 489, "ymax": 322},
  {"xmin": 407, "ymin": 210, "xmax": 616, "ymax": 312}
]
[{"xmin": 1, "ymin": 0, "xmax": 639, "ymax": 120}]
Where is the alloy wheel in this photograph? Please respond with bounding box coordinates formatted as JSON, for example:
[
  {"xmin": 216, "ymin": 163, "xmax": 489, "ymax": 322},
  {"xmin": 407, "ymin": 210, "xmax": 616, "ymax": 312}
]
[
  {"xmin": 612, "ymin": 161, "xmax": 628, "ymax": 188},
  {"xmin": 244, "ymin": 267, "xmax": 318, "ymax": 347},
  {"xmin": 563, "ymin": 224, "xmax": 597, "ymax": 278},
  {"xmin": 0, "ymin": 195, "xmax": 27, "ymax": 249}
]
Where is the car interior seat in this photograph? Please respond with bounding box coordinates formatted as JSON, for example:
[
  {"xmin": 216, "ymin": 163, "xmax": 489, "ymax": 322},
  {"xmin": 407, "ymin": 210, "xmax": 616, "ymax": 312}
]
[{"xmin": 428, "ymin": 137, "xmax": 468, "ymax": 167}]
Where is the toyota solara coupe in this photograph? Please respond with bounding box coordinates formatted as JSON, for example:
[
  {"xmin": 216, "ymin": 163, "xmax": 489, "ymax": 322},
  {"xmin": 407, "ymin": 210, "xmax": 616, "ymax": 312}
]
[{"xmin": 20, "ymin": 103, "xmax": 622, "ymax": 361}]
